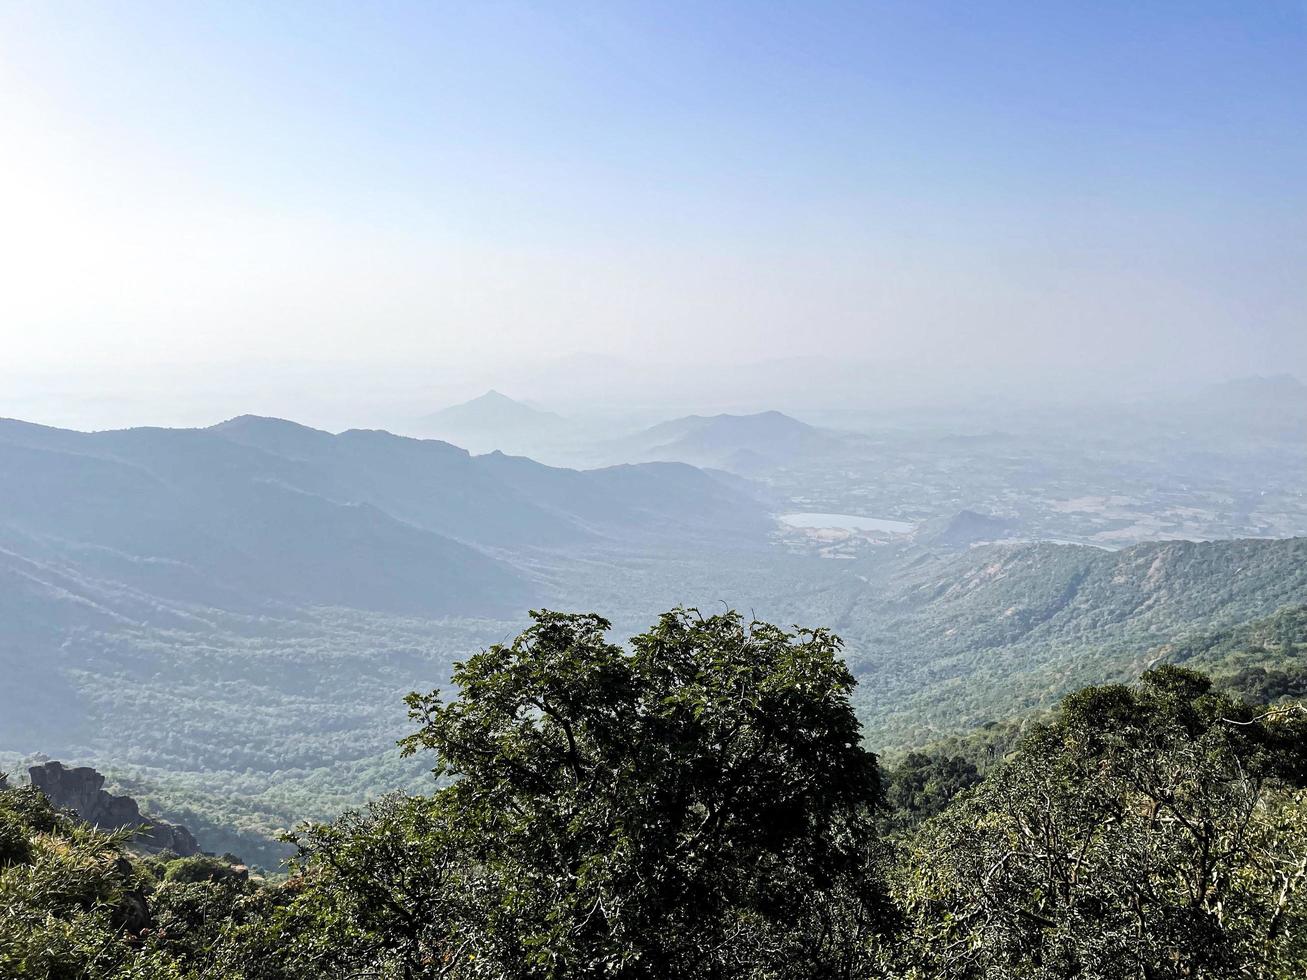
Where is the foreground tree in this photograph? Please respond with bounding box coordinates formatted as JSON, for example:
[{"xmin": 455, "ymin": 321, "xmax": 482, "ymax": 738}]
[
  {"xmin": 285, "ymin": 608, "xmax": 890, "ymax": 979},
  {"xmin": 894, "ymin": 665, "xmax": 1307, "ymax": 979}
]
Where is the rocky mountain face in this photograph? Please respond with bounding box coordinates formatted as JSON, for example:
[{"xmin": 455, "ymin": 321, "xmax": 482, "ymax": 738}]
[{"xmin": 27, "ymin": 761, "xmax": 202, "ymax": 856}]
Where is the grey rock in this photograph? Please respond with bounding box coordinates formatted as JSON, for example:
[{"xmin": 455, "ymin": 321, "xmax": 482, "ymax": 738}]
[{"xmin": 27, "ymin": 761, "xmax": 202, "ymax": 856}]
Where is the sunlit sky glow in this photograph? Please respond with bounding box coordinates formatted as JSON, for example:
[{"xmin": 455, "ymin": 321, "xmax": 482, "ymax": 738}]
[{"xmin": 1, "ymin": 2, "xmax": 1304, "ymax": 425}]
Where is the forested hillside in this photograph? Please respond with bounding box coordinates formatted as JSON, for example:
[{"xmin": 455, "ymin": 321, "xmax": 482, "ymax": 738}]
[
  {"xmin": 0, "ymin": 416, "xmax": 774, "ymax": 864},
  {"xmin": 833, "ymin": 536, "xmax": 1307, "ymax": 743}
]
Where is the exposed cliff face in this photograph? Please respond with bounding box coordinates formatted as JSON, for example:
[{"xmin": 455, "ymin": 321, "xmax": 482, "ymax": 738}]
[{"xmin": 27, "ymin": 761, "xmax": 202, "ymax": 856}]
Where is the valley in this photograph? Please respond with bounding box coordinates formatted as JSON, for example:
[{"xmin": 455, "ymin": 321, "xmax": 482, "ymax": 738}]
[{"xmin": 2, "ymin": 382, "xmax": 1306, "ymax": 867}]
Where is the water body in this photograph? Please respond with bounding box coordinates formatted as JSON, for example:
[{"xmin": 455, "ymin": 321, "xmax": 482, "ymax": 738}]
[{"xmin": 778, "ymin": 512, "xmax": 916, "ymax": 534}]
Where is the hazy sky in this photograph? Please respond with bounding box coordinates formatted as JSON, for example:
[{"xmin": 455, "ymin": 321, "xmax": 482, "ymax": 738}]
[{"xmin": 1, "ymin": 2, "xmax": 1304, "ymax": 425}]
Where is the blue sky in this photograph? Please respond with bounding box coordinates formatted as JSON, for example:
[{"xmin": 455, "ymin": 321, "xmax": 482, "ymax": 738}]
[{"xmin": 1, "ymin": 1, "xmax": 1304, "ymax": 416}]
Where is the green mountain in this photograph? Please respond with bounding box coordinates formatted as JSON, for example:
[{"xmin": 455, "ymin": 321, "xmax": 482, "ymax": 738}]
[
  {"xmin": 0, "ymin": 415, "xmax": 772, "ymax": 858},
  {"xmin": 1166, "ymin": 603, "xmax": 1307, "ymax": 701},
  {"xmin": 830, "ymin": 536, "xmax": 1307, "ymax": 744}
]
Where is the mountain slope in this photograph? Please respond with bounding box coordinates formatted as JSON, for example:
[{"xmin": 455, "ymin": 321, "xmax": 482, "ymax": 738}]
[
  {"xmin": 1165, "ymin": 603, "xmax": 1307, "ymax": 699},
  {"xmin": 0, "ymin": 414, "xmax": 772, "ymax": 790},
  {"xmin": 207, "ymin": 415, "xmax": 766, "ymax": 547},
  {"xmin": 0, "ymin": 433, "xmax": 528, "ymax": 618},
  {"xmin": 832, "ymin": 536, "xmax": 1307, "ymax": 744}
]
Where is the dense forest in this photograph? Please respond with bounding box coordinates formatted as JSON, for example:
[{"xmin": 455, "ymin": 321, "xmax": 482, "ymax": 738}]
[{"xmin": 4, "ymin": 607, "xmax": 1304, "ymax": 979}]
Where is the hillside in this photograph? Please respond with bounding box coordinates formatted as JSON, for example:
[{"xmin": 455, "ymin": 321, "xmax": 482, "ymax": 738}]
[
  {"xmin": 209, "ymin": 415, "xmax": 764, "ymax": 547},
  {"xmin": 7, "ymin": 531, "xmax": 1304, "ymax": 862},
  {"xmin": 1167, "ymin": 603, "xmax": 1307, "ymax": 699},
  {"xmin": 0, "ymin": 415, "xmax": 775, "ymax": 860},
  {"xmin": 0, "ymin": 424, "xmax": 529, "ymax": 617},
  {"xmin": 829, "ymin": 536, "xmax": 1307, "ymax": 744}
]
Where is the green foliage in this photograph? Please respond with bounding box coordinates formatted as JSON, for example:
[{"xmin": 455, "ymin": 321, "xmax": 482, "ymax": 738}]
[
  {"xmin": 2, "ymin": 607, "xmax": 1303, "ymax": 979},
  {"xmin": 840, "ymin": 540, "xmax": 1307, "ymax": 746},
  {"xmin": 0, "ymin": 782, "xmax": 174, "ymax": 979},
  {"xmin": 1172, "ymin": 603, "xmax": 1307, "ymax": 705},
  {"xmin": 380, "ymin": 608, "xmax": 888, "ymax": 978},
  {"xmin": 7, "ymin": 536, "xmax": 1306, "ymax": 866},
  {"xmin": 893, "ymin": 665, "xmax": 1307, "ymax": 978},
  {"xmin": 879, "ymin": 751, "xmax": 982, "ymax": 833}
]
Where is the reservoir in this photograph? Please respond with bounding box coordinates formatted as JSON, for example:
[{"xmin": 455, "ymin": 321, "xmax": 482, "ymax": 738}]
[{"xmin": 778, "ymin": 512, "xmax": 915, "ymax": 534}]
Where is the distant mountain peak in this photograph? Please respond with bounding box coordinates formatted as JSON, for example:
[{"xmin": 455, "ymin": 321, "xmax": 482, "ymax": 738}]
[
  {"xmin": 448, "ymin": 389, "xmax": 544, "ymax": 410},
  {"xmin": 419, "ymin": 390, "xmax": 566, "ymax": 435},
  {"xmin": 612, "ymin": 409, "xmax": 834, "ymax": 474}
]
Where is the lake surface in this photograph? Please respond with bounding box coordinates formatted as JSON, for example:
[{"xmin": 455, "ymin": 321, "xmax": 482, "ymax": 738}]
[{"xmin": 778, "ymin": 512, "xmax": 916, "ymax": 534}]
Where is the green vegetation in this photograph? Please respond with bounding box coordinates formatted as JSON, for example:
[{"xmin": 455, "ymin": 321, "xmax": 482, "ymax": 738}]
[
  {"xmin": 1171, "ymin": 603, "xmax": 1307, "ymax": 703},
  {"xmin": 3, "ymin": 608, "xmax": 1303, "ymax": 978},
  {"xmin": 894, "ymin": 666, "xmax": 1307, "ymax": 978},
  {"xmin": 838, "ymin": 537, "xmax": 1307, "ymax": 744},
  {"xmin": 6, "ymin": 537, "xmax": 1305, "ymax": 868}
]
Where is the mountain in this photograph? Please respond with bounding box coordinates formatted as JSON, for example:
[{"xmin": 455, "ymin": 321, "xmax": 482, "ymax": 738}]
[
  {"xmin": 0, "ymin": 413, "xmax": 779, "ymax": 859},
  {"xmin": 6, "ymin": 409, "xmax": 1306, "ymax": 865},
  {"xmin": 611, "ymin": 410, "xmax": 839, "ymax": 473},
  {"xmin": 208, "ymin": 415, "xmax": 765, "ymax": 546},
  {"xmin": 0, "ymin": 422, "xmax": 529, "ymax": 618},
  {"xmin": 0, "ymin": 415, "xmax": 766, "ymax": 558},
  {"xmin": 1163, "ymin": 603, "xmax": 1307, "ymax": 699},
  {"xmin": 414, "ymin": 390, "xmax": 571, "ymax": 452},
  {"xmin": 833, "ymin": 536, "xmax": 1307, "ymax": 744}
]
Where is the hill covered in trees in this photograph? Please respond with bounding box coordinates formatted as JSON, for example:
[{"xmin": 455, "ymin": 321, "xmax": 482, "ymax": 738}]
[
  {"xmin": 832, "ymin": 535, "xmax": 1307, "ymax": 743},
  {"xmin": 4, "ymin": 607, "xmax": 1303, "ymax": 978}
]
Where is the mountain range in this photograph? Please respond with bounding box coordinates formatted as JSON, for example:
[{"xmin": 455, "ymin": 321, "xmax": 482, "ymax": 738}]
[
  {"xmin": 834, "ymin": 535, "xmax": 1307, "ymax": 743},
  {"xmin": 0, "ymin": 414, "xmax": 766, "ymax": 620},
  {"xmin": 3, "ymin": 409, "xmax": 1307, "ymax": 865}
]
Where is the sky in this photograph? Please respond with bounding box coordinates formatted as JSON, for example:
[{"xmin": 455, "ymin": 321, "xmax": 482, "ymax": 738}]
[{"xmin": 1, "ymin": 1, "xmax": 1304, "ymax": 427}]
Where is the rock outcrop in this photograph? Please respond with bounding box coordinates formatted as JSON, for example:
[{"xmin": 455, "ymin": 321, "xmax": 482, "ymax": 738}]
[{"xmin": 27, "ymin": 761, "xmax": 202, "ymax": 856}]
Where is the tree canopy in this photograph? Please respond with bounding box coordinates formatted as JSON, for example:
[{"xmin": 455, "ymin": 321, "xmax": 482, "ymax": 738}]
[
  {"xmin": 894, "ymin": 665, "xmax": 1307, "ymax": 979},
  {"xmin": 381, "ymin": 608, "xmax": 887, "ymax": 978},
  {"xmin": 1, "ymin": 608, "xmax": 1304, "ymax": 979}
]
